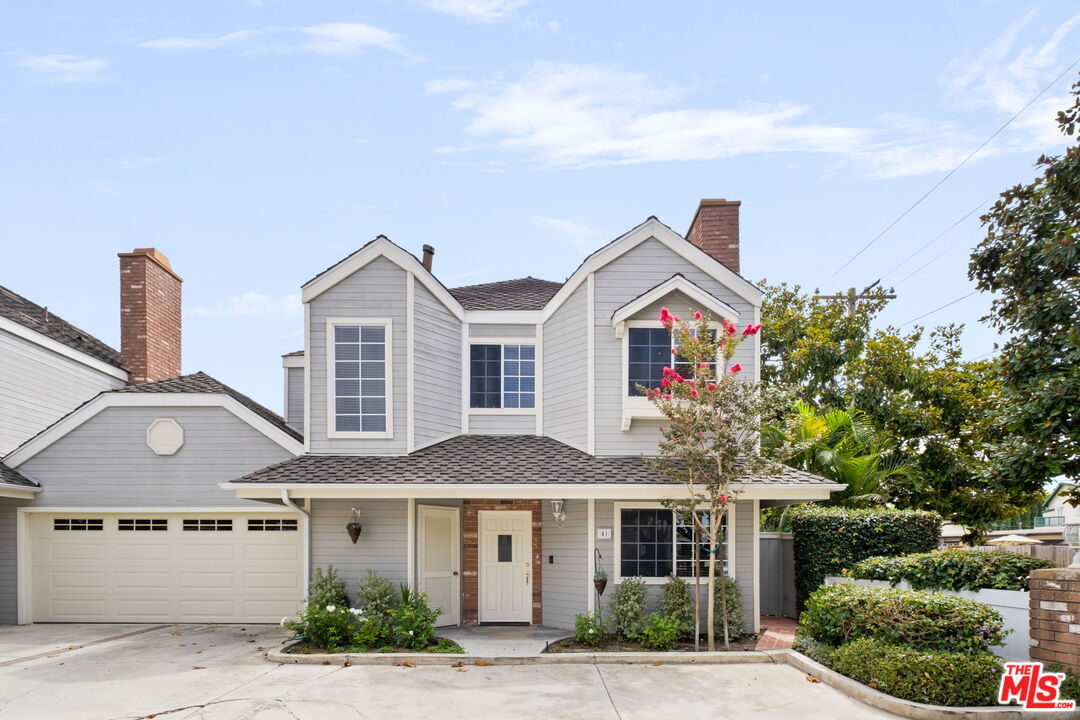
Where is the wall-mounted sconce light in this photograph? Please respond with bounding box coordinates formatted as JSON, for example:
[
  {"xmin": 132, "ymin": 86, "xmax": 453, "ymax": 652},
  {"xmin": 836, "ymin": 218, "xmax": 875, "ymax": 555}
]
[
  {"xmin": 551, "ymin": 499, "xmax": 566, "ymax": 528},
  {"xmin": 346, "ymin": 507, "xmax": 363, "ymax": 544}
]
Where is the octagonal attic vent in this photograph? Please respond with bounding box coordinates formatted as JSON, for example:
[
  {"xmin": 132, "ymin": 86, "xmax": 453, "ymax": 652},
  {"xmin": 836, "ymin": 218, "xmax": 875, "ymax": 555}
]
[{"xmin": 146, "ymin": 418, "xmax": 184, "ymax": 455}]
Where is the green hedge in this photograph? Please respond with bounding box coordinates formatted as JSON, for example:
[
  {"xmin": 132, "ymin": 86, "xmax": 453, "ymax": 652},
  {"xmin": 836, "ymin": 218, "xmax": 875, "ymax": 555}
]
[
  {"xmin": 828, "ymin": 639, "xmax": 1004, "ymax": 707},
  {"xmin": 790, "ymin": 506, "xmax": 941, "ymax": 608},
  {"xmin": 800, "ymin": 584, "xmax": 1008, "ymax": 653},
  {"xmin": 846, "ymin": 549, "xmax": 1055, "ymax": 592}
]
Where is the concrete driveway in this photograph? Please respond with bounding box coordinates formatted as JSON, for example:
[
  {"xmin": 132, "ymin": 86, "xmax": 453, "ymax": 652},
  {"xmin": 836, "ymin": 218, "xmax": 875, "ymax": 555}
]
[{"xmin": 0, "ymin": 623, "xmax": 900, "ymax": 719}]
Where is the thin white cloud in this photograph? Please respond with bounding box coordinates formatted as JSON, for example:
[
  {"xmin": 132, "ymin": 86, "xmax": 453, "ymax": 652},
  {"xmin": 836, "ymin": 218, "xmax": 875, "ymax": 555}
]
[
  {"xmin": 417, "ymin": 0, "xmax": 526, "ymax": 23},
  {"xmin": 435, "ymin": 62, "xmax": 868, "ymax": 169},
  {"xmin": 188, "ymin": 292, "xmax": 302, "ymax": 319},
  {"xmin": 139, "ymin": 30, "xmax": 260, "ymax": 50},
  {"xmin": 18, "ymin": 54, "xmax": 106, "ymax": 84},
  {"xmin": 531, "ymin": 215, "xmax": 594, "ymax": 238},
  {"xmin": 296, "ymin": 23, "xmax": 406, "ymax": 56}
]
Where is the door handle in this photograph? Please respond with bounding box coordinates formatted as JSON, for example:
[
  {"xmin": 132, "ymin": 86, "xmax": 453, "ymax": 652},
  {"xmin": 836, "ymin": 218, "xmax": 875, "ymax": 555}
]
[{"xmin": 452, "ymin": 571, "xmax": 458, "ymax": 576}]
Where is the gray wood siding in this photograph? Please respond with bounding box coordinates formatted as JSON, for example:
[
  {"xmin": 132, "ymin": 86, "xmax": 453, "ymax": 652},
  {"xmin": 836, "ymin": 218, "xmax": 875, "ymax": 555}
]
[
  {"xmin": 0, "ymin": 502, "xmax": 16, "ymax": 624},
  {"xmin": 593, "ymin": 499, "xmax": 755, "ymax": 627},
  {"xmin": 541, "ymin": 499, "xmax": 587, "ymax": 629},
  {"xmin": 310, "ymin": 499, "xmax": 407, "ymax": 598},
  {"xmin": 19, "ymin": 406, "xmax": 293, "ymax": 507},
  {"xmin": 0, "ymin": 328, "xmax": 124, "ymax": 456},
  {"xmin": 414, "ymin": 279, "xmax": 462, "ymax": 448},
  {"xmin": 593, "ymin": 239, "xmax": 758, "ymax": 456},
  {"xmin": 468, "ymin": 414, "xmax": 535, "ymax": 435},
  {"xmin": 469, "ymin": 325, "xmax": 537, "ymax": 338},
  {"xmin": 308, "ymin": 257, "xmax": 407, "ymax": 455},
  {"xmin": 285, "ymin": 366, "xmax": 304, "ymax": 436},
  {"xmin": 542, "ymin": 282, "xmax": 587, "ymax": 450}
]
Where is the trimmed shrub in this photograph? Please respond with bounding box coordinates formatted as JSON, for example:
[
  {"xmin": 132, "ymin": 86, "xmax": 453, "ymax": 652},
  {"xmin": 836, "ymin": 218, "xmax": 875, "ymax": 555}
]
[
  {"xmin": 800, "ymin": 584, "xmax": 1008, "ymax": 653},
  {"xmin": 827, "ymin": 639, "xmax": 1004, "ymax": 707},
  {"xmin": 352, "ymin": 617, "xmax": 390, "ymax": 650},
  {"xmin": 608, "ymin": 577, "xmax": 648, "ymax": 640},
  {"xmin": 714, "ymin": 576, "xmax": 746, "ymax": 638},
  {"xmin": 356, "ymin": 569, "xmax": 397, "ymax": 629},
  {"xmin": 846, "ymin": 549, "xmax": 1055, "ymax": 592},
  {"xmin": 308, "ymin": 565, "xmax": 348, "ymax": 610},
  {"xmin": 283, "ymin": 603, "xmax": 357, "ymax": 652},
  {"xmin": 791, "ymin": 630, "xmax": 834, "ymax": 664},
  {"xmin": 790, "ymin": 506, "xmax": 941, "ymax": 609},
  {"xmin": 573, "ymin": 613, "xmax": 605, "ymax": 647},
  {"xmin": 637, "ymin": 612, "xmax": 688, "ymax": 650},
  {"xmin": 1045, "ymin": 662, "xmax": 1080, "ymax": 703},
  {"xmin": 659, "ymin": 575, "xmax": 694, "ymax": 633}
]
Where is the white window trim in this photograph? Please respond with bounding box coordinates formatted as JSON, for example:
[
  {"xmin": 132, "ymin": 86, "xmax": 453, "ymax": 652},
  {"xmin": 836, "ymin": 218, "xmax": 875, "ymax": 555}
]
[
  {"xmin": 620, "ymin": 319, "xmax": 724, "ymax": 431},
  {"xmin": 467, "ymin": 340, "xmax": 538, "ymax": 416},
  {"xmin": 325, "ymin": 317, "xmax": 394, "ymax": 440},
  {"xmin": 612, "ymin": 500, "xmax": 736, "ymax": 585}
]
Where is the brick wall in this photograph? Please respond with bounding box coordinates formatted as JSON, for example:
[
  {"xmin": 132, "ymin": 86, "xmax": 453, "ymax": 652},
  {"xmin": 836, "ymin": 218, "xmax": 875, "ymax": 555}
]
[
  {"xmin": 462, "ymin": 499, "xmax": 542, "ymax": 625},
  {"xmin": 1029, "ymin": 568, "xmax": 1080, "ymax": 672},
  {"xmin": 686, "ymin": 199, "xmax": 740, "ymax": 273},
  {"xmin": 118, "ymin": 248, "xmax": 182, "ymax": 384}
]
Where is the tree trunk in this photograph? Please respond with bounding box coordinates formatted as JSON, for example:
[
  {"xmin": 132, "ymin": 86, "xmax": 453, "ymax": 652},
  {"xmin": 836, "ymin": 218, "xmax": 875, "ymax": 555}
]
[
  {"xmin": 706, "ymin": 511, "xmax": 717, "ymax": 652},
  {"xmin": 718, "ymin": 509, "xmax": 730, "ymax": 648},
  {"xmin": 693, "ymin": 525, "xmax": 701, "ymax": 652}
]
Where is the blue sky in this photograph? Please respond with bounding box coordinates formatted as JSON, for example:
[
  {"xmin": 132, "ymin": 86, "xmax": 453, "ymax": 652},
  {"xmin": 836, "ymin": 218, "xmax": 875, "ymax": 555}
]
[{"xmin": 3, "ymin": 1, "xmax": 1078, "ymax": 412}]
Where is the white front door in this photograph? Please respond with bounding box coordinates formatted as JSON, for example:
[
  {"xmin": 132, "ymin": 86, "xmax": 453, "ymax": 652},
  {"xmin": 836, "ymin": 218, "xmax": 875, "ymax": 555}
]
[
  {"xmin": 478, "ymin": 510, "xmax": 532, "ymax": 623},
  {"xmin": 418, "ymin": 505, "xmax": 460, "ymax": 627}
]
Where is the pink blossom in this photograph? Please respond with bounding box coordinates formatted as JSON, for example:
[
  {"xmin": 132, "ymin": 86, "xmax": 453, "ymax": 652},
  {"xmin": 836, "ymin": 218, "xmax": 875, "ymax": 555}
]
[
  {"xmin": 670, "ymin": 348, "xmax": 677, "ymax": 355},
  {"xmin": 694, "ymin": 311, "xmax": 702, "ymax": 320},
  {"xmin": 663, "ymin": 394, "xmax": 672, "ymax": 400},
  {"xmin": 699, "ymin": 363, "xmax": 709, "ymax": 369},
  {"xmin": 730, "ymin": 363, "xmax": 742, "ymax": 374},
  {"xmin": 659, "ymin": 307, "xmax": 673, "ymax": 329},
  {"xmin": 690, "ymin": 389, "xmax": 698, "ymax": 398},
  {"xmin": 720, "ymin": 495, "xmax": 728, "ymax": 504},
  {"xmin": 707, "ymin": 383, "xmax": 716, "ymax": 391},
  {"xmin": 661, "ymin": 377, "xmax": 671, "ymax": 388},
  {"xmin": 724, "ymin": 319, "xmax": 737, "ymax": 336},
  {"xmin": 742, "ymin": 323, "xmax": 762, "ymax": 336}
]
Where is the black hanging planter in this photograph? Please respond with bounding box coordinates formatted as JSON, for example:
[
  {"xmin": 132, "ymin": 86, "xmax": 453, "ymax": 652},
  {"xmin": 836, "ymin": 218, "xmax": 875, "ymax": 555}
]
[
  {"xmin": 593, "ymin": 577, "xmax": 607, "ymax": 595},
  {"xmin": 346, "ymin": 507, "xmax": 362, "ymax": 544}
]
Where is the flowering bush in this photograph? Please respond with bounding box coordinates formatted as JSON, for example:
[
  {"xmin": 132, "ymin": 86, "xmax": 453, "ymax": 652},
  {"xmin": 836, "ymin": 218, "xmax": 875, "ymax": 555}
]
[
  {"xmin": 573, "ymin": 612, "xmax": 605, "ymax": 647},
  {"xmin": 352, "ymin": 617, "xmax": 390, "ymax": 650},
  {"xmin": 391, "ymin": 587, "xmax": 442, "ymax": 650},
  {"xmin": 283, "ymin": 603, "xmax": 356, "ymax": 652}
]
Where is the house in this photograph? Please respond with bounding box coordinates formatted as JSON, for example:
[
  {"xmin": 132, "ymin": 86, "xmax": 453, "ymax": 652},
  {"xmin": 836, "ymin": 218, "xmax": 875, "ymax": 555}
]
[
  {"xmin": 1, "ymin": 199, "xmax": 841, "ymax": 631},
  {"xmin": 1040, "ymin": 482, "xmax": 1079, "ymax": 529}
]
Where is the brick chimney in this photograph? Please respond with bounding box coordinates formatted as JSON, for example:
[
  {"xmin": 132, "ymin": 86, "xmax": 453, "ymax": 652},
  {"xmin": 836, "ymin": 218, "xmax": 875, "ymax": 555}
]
[
  {"xmin": 686, "ymin": 199, "xmax": 741, "ymax": 273},
  {"xmin": 118, "ymin": 248, "xmax": 182, "ymax": 384}
]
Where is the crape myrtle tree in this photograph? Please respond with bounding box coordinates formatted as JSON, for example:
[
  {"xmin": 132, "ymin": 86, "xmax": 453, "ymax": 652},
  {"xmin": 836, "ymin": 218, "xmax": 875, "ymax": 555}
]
[{"xmin": 642, "ymin": 308, "xmax": 791, "ymax": 651}]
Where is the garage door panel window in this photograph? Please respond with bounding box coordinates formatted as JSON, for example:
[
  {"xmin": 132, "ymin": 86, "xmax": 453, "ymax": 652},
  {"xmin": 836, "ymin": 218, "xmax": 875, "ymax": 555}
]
[
  {"xmin": 183, "ymin": 519, "xmax": 233, "ymax": 532},
  {"xmin": 248, "ymin": 519, "xmax": 298, "ymax": 531},
  {"xmin": 53, "ymin": 518, "xmax": 103, "ymax": 531},
  {"xmin": 118, "ymin": 518, "xmax": 168, "ymax": 532}
]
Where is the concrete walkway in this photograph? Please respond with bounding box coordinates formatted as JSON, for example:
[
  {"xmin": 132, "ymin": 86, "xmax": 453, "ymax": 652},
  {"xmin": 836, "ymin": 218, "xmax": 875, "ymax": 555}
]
[
  {"xmin": 0, "ymin": 623, "xmax": 903, "ymax": 719},
  {"xmin": 440, "ymin": 625, "xmax": 567, "ymax": 655}
]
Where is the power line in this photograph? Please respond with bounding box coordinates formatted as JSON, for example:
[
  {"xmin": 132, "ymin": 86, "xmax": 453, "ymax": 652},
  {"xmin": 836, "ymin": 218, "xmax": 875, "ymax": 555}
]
[
  {"xmin": 828, "ymin": 56, "xmax": 1080, "ymax": 281},
  {"xmin": 898, "ymin": 291, "xmax": 977, "ymax": 327},
  {"xmin": 882, "ymin": 197, "xmax": 993, "ymax": 283}
]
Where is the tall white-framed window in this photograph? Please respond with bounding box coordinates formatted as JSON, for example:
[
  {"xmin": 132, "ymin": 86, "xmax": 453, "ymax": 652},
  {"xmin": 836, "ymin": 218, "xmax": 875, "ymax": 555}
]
[
  {"xmin": 469, "ymin": 342, "xmax": 536, "ymax": 413},
  {"xmin": 326, "ymin": 318, "xmax": 393, "ymax": 438},
  {"xmin": 612, "ymin": 501, "xmax": 734, "ymax": 584}
]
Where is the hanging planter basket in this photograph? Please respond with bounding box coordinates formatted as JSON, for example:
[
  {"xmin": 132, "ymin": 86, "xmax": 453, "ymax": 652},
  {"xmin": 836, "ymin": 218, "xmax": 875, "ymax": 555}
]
[
  {"xmin": 593, "ymin": 578, "xmax": 607, "ymax": 596},
  {"xmin": 346, "ymin": 507, "xmax": 363, "ymax": 544}
]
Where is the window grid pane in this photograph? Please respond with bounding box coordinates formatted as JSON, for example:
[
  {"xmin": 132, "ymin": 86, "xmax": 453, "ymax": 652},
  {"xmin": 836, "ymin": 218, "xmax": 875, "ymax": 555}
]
[
  {"xmin": 335, "ymin": 324, "xmax": 387, "ymax": 433},
  {"xmin": 470, "ymin": 345, "xmax": 502, "ymax": 408},
  {"xmin": 503, "ymin": 344, "xmax": 535, "ymax": 409},
  {"xmin": 619, "ymin": 509, "xmax": 728, "ymax": 579}
]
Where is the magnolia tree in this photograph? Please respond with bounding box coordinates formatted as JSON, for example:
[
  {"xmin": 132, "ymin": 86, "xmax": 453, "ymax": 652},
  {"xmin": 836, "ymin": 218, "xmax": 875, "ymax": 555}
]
[{"xmin": 642, "ymin": 308, "xmax": 791, "ymax": 651}]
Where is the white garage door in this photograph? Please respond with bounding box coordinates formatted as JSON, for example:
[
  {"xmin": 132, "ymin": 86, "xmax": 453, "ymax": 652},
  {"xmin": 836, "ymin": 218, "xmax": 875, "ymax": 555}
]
[{"xmin": 31, "ymin": 512, "xmax": 304, "ymax": 623}]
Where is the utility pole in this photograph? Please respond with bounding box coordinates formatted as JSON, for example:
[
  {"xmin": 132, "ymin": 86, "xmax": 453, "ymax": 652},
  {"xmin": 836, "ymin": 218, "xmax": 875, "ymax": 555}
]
[{"xmin": 813, "ymin": 280, "xmax": 897, "ymax": 316}]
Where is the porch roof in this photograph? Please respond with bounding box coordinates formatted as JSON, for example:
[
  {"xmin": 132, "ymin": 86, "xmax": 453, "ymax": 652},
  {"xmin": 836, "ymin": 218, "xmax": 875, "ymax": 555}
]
[{"xmin": 228, "ymin": 434, "xmax": 835, "ymax": 487}]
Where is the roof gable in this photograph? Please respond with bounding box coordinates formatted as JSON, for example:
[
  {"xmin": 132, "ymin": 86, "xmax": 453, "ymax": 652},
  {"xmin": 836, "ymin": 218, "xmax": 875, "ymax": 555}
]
[{"xmin": 611, "ymin": 273, "xmax": 741, "ymax": 330}]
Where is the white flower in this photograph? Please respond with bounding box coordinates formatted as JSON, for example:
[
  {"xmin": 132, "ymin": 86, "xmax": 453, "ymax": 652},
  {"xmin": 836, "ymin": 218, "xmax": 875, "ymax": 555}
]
[
  {"xmin": 326, "ymin": 605, "xmax": 336, "ymax": 612},
  {"xmin": 280, "ymin": 617, "xmax": 289, "ymax": 627},
  {"xmin": 350, "ymin": 608, "xmax": 362, "ymax": 616},
  {"xmin": 408, "ymin": 630, "xmax": 414, "ymax": 636}
]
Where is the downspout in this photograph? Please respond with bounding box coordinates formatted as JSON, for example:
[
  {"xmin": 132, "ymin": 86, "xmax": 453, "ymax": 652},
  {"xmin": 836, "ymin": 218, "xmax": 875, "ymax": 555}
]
[{"xmin": 281, "ymin": 489, "xmax": 310, "ymax": 600}]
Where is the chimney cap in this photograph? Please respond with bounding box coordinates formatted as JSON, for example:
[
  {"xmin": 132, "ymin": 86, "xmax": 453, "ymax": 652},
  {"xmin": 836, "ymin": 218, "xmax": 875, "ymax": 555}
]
[{"xmin": 118, "ymin": 248, "xmax": 183, "ymax": 282}]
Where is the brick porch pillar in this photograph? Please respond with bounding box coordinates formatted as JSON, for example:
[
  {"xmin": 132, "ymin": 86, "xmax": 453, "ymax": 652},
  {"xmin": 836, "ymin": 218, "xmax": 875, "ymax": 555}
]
[
  {"xmin": 1029, "ymin": 568, "xmax": 1080, "ymax": 672},
  {"xmin": 462, "ymin": 499, "xmax": 542, "ymax": 625}
]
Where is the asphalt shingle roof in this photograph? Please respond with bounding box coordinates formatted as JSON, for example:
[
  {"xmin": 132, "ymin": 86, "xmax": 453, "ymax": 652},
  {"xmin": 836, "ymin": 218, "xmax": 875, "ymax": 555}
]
[
  {"xmin": 232, "ymin": 434, "xmax": 833, "ymax": 486},
  {"xmin": 114, "ymin": 372, "xmax": 303, "ymax": 442},
  {"xmin": 0, "ymin": 462, "xmax": 37, "ymax": 488},
  {"xmin": 0, "ymin": 284, "xmax": 124, "ymax": 369},
  {"xmin": 449, "ymin": 277, "xmax": 563, "ymax": 311}
]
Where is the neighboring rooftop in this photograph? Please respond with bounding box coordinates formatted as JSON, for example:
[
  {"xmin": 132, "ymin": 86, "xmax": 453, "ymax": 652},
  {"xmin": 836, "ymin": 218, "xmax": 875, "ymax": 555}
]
[
  {"xmin": 0, "ymin": 284, "xmax": 124, "ymax": 369},
  {"xmin": 114, "ymin": 371, "xmax": 302, "ymax": 442},
  {"xmin": 282, "ymin": 350, "xmax": 305, "ymax": 357},
  {"xmin": 232, "ymin": 434, "xmax": 834, "ymax": 485},
  {"xmin": 449, "ymin": 277, "xmax": 563, "ymax": 311},
  {"xmin": 0, "ymin": 461, "xmax": 37, "ymax": 488}
]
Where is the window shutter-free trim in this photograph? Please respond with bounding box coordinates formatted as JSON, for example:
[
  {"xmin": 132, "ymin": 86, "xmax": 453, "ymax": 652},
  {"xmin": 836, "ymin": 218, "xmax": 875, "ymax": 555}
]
[{"xmin": 326, "ymin": 318, "xmax": 393, "ymax": 438}]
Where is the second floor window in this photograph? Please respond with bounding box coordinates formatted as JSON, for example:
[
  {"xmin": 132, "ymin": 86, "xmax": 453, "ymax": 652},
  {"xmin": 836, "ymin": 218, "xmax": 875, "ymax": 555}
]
[
  {"xmin": 334, "ymin": 323, "xmax": 388, "ymax": 433},
  {"xmin": 470, "ymin": 343, "xmax": 536, "ymax": 409},
  {"xmin": 627, "ymin": 326, "xmax": 717, "ymax": 396}
]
